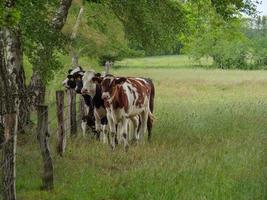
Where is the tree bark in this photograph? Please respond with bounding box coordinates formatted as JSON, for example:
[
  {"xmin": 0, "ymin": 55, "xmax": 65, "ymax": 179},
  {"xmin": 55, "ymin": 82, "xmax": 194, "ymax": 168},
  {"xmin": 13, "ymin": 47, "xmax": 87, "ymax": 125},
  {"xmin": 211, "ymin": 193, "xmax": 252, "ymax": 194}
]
[
  {"xmin": 0, "ymin": 3, "xmax": 21, "ymax": 198},
  {"xmin": 37, "ymin": 105, "xmax": 53, "ymax": 190},
  {"xmin": 2, "ymin": 114, "xmax": 18, "ymax": 200},
  {"xmin": 0, "ymin": 29, "xmax": 6, "ymax": 124},
  {"xmin": 56, "ymin": 90, "xmax": 66, "ymax": 156},
  {"xmin": 28, "ymin": 71, "xmax": 46, "ymax": 108},
  {"xmin": 52, "ymin": 0, "xmax": 73, "ymax": 31},
  {"xmin": 5, "ymin": 27, "xmax": 29, "ymax": 134}
]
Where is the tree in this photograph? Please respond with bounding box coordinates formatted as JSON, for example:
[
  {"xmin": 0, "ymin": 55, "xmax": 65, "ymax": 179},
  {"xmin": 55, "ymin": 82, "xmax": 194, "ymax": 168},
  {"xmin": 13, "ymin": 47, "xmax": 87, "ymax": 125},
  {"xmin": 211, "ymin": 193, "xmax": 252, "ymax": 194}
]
[
  {"xmin": 109, "ymin": 0, "xmax": 187, "ymax": 55},
  {"xmin": 17, "ymin": 0, "xmax": 73, "ymax": 129},
  {"xmin": 182, "ymin": 0, "xmax": 256, "ymax": 69},
  {"xmin": 1, "ymin": 0, "xmax": 22, "ymax": 198}
]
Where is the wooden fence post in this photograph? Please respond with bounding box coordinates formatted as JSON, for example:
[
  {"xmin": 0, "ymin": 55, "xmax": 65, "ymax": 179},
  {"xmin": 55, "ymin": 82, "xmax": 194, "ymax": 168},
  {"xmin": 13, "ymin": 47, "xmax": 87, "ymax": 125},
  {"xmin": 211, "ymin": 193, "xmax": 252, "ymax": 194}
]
[
  {"xmin": 56, "ymin": 91, "xmax": 66, "ymax": 156},
  {"xmin": 2, "ymin": 113, "xmax": 17, "ymax": 200},
  {"xmin": 67, "ymin": 89, "xmax": 77, "ymax": 136},
  {"xmin": 78, "ymin": 95, "xmax": 86, "ymax": 130},
  {"xmin": 37, "ymin": 105, "xmax": 53, "ymax": 190}
]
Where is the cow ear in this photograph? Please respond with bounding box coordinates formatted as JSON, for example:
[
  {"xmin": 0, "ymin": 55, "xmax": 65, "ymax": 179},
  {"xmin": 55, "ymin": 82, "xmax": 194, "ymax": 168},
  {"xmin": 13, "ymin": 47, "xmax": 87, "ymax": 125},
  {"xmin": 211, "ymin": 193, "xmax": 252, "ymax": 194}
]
[
  {"xmin": 115, "ymin": 77, "xmax": 127, "ymax": 85},
  {"xmin": 68, "ymin": 69, "xmax": 72, "ymax": 74},
  {"xmin": 79, "ymin": 66, "xmax": 83, "ymax": 71},
  {"xmin": 92, "ymin": 77, "xmax": 103, "ymax": 83},
  {"xmin": 67, "ymin": 74, "xmax": 73, "ymax": 79},
  {"xmin": 95, "ymin": 73, "xmax": 101, "ymax": 77}
]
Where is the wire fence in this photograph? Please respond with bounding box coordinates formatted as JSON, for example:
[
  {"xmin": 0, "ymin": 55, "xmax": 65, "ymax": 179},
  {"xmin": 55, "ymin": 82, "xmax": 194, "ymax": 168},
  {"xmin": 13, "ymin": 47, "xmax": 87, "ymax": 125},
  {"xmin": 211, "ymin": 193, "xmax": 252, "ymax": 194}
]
[{"xmin": 0, "ymin": 89, "xmax": 91, "ymax": 199}]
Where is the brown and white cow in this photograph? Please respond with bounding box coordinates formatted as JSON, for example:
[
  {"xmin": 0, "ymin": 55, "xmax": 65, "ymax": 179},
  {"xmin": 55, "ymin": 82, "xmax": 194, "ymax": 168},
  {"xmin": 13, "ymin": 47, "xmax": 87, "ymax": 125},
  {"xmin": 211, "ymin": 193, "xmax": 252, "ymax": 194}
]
[{"xmin": 94, "ymin": 75, "xmax": 154, "ymax": 150}]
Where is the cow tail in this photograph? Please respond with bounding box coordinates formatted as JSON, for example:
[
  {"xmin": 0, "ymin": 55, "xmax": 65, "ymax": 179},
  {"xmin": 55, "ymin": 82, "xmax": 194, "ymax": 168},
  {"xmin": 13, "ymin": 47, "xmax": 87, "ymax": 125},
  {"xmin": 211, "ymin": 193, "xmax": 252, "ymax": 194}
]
[{"xmin": 147, "ymin": 78, "xmax": 155, "ymax": 141}]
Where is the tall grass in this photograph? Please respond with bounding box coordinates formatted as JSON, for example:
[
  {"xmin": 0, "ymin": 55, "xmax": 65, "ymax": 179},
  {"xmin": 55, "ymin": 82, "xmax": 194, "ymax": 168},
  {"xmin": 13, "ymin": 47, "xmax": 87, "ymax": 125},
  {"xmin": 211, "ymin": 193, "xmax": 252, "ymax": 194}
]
[{"xmin": 13, "ymin": 55, "xmax": 267, "ymax": 200}]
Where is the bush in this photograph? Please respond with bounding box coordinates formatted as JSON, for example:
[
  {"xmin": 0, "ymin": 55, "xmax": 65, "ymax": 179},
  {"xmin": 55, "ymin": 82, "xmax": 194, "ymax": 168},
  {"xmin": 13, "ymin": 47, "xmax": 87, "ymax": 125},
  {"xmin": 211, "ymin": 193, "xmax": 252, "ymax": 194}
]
[
  {"xmin": 211, "ymin": 39, "xmax": 249, "ymax": 69},
  {"xmin": 252, "ymin": 34, "xmax": 267, "ymax": 66},
  {"xmin": 98, "ymin": 48, "xmax": 145, "ymax": 66}
]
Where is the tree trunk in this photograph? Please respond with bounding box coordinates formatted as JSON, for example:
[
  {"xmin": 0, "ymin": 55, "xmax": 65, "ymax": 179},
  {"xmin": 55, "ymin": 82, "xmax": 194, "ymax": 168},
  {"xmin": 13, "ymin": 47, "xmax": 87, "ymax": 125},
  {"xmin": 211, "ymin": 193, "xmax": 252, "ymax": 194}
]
[
  {"xmin": 0, "ymin": 29, "xmax": 6, "ymax": 149},
  {"xmin": 36, "ymin": 105, "xmax": 54, "ymax": 190},
  {"xmin": 28, "ymin": 71, "xmax": 46, "ymax": 108},
  {"xmin": 0, "ymin": 29, "xmax": 6, "ymax": 125},
  {"xmin": 52, "ymin": 0, "xmax": 73, "ymax": 31},
  {"xmin": 5, "ymin": 27, "xmax": 29, "ymax": 133},
  {"xmin": 2, "ymin": 113, "xmax": 18, "ymax": 200},
  {"xmin": 0, "ymin": 10, "xmax": 21, "ymax": 200}
]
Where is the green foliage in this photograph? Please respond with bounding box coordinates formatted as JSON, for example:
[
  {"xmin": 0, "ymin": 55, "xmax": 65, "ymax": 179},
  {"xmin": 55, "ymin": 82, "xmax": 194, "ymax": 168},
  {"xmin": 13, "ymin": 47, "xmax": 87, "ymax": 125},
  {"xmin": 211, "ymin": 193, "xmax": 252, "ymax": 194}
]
[
  {"xmin": 0, "ymin": 0, "xmax": 21, "ymax": 27},
  {"xmin": 244, "ymin": 15, "xmax": 267, "ymax": 68},
  {"xmin": 0, "ymin": 8, "xmax": 21, "ymax": 27},
  {"xmin": 188, "ymin": 0, "xmax": 258, "ymax": 19},
  {"xmin": 251, "ymin": 35, "xmax": 267, "ymax": 66},
  {"xmin": 184, "ymin": 1, "xmax": 251, "ymax": 69},
  {"xmin": 109, "ymin": 0, "xmax": 187, "ymax": 55},
  {"xmin": 210, "ymin": 0, "xmax": 258, "ymax": 19},
  {"xmin": 17, "ymin": 0, "xmax": 67, "ymax": 83},
  {"xmin": 98, "ymin": 47, "xmax": 145, "ymax": 66}
]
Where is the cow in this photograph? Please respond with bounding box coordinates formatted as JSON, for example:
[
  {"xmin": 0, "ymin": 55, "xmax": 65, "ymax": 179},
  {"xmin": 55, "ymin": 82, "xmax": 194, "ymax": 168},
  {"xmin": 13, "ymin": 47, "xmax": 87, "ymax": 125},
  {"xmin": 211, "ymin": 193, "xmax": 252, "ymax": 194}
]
[
  {"xmin": 80, "ymin": 70, "xmax": 110, "ymax": 144},
  {"xmin": 91, "ymin": 74, "xmax": 154, "ymax": 151},
  {"xmin": 62, "ymin": 67, "xmax": 97, "ymax": 138}
]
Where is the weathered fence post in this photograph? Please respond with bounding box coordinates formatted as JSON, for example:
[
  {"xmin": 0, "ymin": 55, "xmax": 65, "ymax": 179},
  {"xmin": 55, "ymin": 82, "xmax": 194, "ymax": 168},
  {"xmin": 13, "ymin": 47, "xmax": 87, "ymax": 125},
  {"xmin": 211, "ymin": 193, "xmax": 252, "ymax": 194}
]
[
  {"xmin": 78, "ymin": 95, "xmax": 86, "ymax": 130},
  {"xmin": 37, "ymin": 105, "xmax": 53, "ymax": 190},
  {"xmin": 56, "ymin": 91, "xmax": 66, "ymax": 156},
  {"xmin": 2, "ymin": 113, "xmax": 17, "ymax": 200},
  {"xmin": 67, "ymin": 89, "xmax": 77, "ymax": 136}
]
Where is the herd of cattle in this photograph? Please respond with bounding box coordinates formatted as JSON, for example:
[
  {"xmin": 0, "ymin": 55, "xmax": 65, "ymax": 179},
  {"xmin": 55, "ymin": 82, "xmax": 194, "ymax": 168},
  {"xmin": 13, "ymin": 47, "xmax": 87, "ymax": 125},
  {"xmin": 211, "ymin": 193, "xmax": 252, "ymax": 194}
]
[{"xmin": 62, "ymin": 66, "xmax": 155, "ymax": 151}]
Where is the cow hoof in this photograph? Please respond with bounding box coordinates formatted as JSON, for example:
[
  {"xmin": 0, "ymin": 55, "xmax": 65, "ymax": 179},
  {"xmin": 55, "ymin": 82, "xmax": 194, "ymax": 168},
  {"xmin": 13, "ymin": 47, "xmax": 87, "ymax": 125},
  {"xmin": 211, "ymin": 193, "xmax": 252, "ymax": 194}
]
[
  {"xmin": 110, "ymin": 144, "xmax": 115, "ymax": 150},
  {"xmin": 125, "ymin": 145, "xmax": 129, "ymax": 152}
]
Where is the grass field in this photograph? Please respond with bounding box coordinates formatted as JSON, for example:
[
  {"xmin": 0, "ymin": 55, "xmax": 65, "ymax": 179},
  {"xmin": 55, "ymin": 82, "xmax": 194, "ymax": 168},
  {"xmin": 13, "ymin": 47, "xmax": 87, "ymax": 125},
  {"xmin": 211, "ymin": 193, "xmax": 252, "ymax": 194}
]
[
  {"xmin": 14, "ymin": 55, "xmax": 267, "ymax": 200},
  {"xmin": 115, "ymin": 55, "xmax": 213, "ymax": 69}
]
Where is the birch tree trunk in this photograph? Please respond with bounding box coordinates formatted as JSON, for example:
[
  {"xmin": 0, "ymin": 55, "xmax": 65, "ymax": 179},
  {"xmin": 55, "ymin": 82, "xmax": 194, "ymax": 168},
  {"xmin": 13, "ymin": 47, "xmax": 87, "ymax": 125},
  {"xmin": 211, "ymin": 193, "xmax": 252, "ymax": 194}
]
[
  {"xmin": 0, "ymin": 29, "xmax": 7, "ymax": 147},
  {"xmin": 0, "ymin": 10, "xmax": 21, "ymax": 200},
  {"xmin": 52, "ymin": 0, "xmax": 73, "ymax": 31},
  {"xmin": 5, "ymin": 27, "xmax": 29, "ymax": 133}
]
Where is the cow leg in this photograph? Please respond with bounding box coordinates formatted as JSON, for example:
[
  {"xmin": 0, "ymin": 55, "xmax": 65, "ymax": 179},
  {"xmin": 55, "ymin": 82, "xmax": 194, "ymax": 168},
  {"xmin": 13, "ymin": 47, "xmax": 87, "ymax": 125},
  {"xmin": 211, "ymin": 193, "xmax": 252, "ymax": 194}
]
[
  {"xmin": 139, "ymin": 111, "xmax": 149, "ymax": 142},
  {"xmin": 102, "ymin": 124, "xmax": 109, "ymax": 144},
  {"xmin": 81, "ymin": 120, "xmax": 87, "ymax": 137},
  {"xmin": 107, "ymin": 115, "xmax": 116, "ymax": 149},
  {"xmin": 116, "ymin": 123, "xmax": 123, "ymax": 144},
  {"xmin": 147, "ymin": 115, "xmax": 153, "ymax": 142},
  {"xmin": 94, "ymin": 110, "xmax": 101, "ymax": 140},
  {"xmin": 130, "ymin": 116, "xmax": 139, "ymax": 143},
  {"xmin": 121, "ymin": 118, "xmax": 129, "ymax": 152}
]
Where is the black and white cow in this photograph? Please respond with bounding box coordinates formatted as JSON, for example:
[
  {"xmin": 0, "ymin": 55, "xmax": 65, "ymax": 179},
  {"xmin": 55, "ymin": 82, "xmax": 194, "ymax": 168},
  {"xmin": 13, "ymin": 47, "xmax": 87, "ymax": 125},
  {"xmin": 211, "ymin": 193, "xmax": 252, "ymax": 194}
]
[
  {"xmin": 79, "ymin": 70, "xmax": 110, "ymax": 143},
  {"xmin": 63, "ymin": 67, "xmax": 110, "ymax": 141},
  {"xmin": 62, "ymin": 67, "xmax": 97, "ymax": 137}
]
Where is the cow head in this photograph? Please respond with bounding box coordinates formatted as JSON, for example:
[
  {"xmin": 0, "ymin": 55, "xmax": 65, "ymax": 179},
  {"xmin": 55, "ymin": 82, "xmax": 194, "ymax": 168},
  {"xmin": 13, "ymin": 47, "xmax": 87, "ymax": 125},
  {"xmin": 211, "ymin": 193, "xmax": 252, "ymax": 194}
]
[
  {"xmin": 101, "ymin": 76, "xmax": 126, "ymax": 100},
  {"xmin": 62, "ymin": 66, "xmax": 85, "ymax": 93},
  {"xmin": 81, "ymin": 70, "xmax": 102, "ymax": 97}
]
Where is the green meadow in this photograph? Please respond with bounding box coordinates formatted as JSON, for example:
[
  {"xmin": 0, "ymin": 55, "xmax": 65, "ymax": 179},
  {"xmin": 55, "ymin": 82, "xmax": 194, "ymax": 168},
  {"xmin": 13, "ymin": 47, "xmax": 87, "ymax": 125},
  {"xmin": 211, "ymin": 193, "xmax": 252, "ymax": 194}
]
[{"xmin": 16, "ymin": 55, "xmax": 267, "ymax": 200}]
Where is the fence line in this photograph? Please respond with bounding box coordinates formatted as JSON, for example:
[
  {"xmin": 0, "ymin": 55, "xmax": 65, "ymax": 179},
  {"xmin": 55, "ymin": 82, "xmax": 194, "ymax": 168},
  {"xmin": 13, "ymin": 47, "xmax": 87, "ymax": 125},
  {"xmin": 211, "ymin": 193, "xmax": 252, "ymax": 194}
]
[
  {"xmin": 1, "ymin": 89, "xmax": 90, "ymax": 199},
  {"xmin": 36, "ymin": 105, "xmax": 53, "ymax": 190}
]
